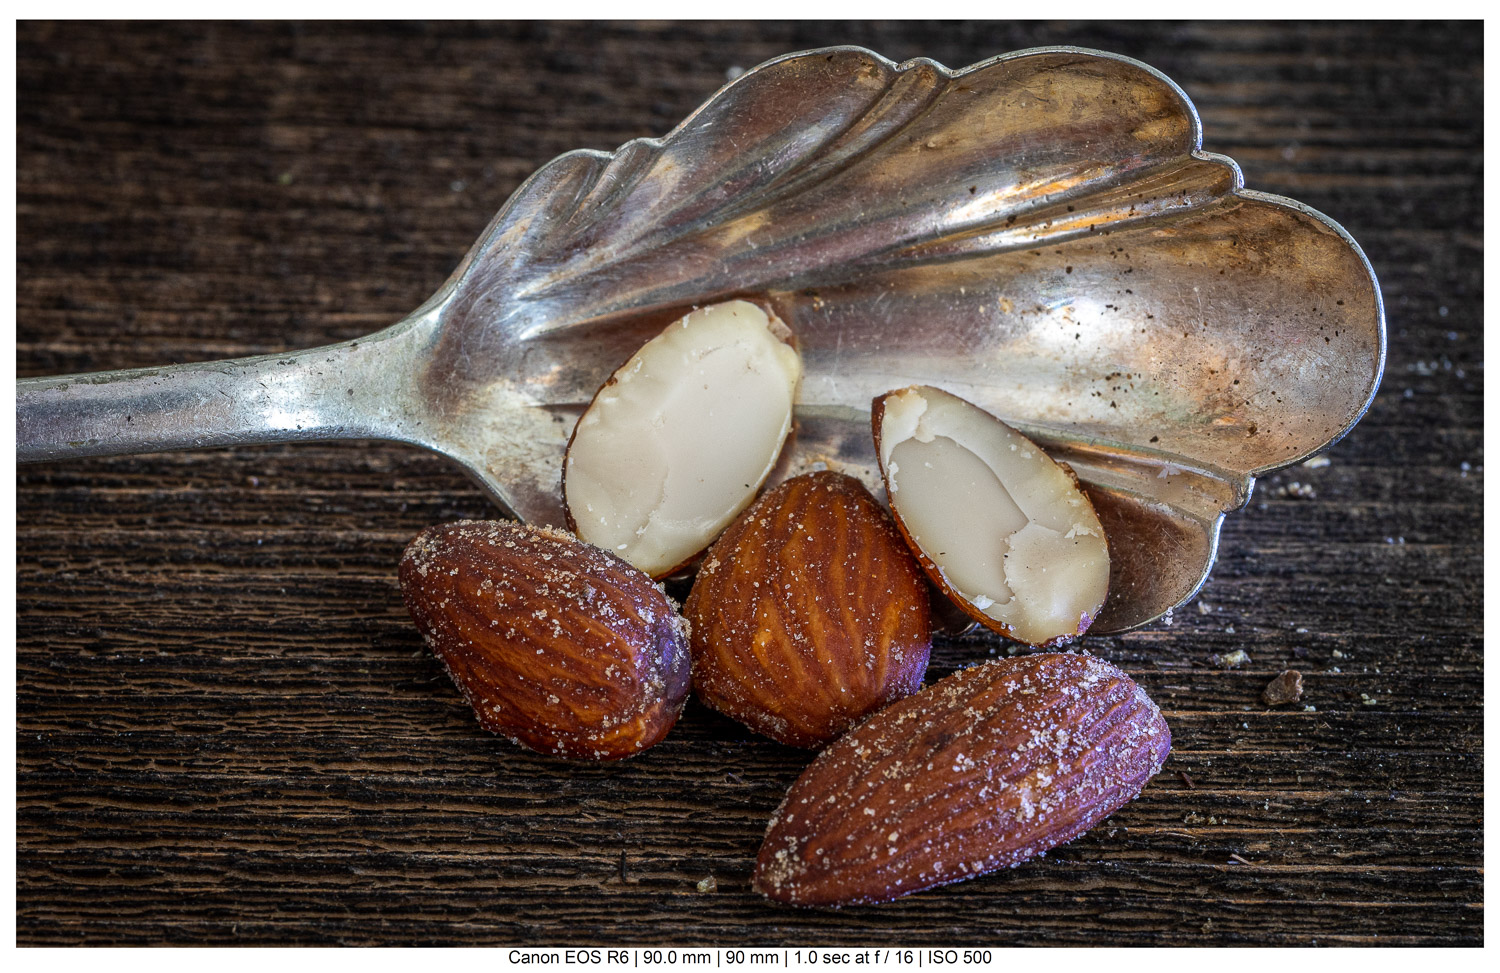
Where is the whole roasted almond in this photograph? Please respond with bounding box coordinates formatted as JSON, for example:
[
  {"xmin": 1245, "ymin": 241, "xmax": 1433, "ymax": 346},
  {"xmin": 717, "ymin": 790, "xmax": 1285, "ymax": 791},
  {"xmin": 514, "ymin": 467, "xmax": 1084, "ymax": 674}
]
[
  {"xmin": 753, "ymin": 652, "xmax": 1169, "ymax": 906},
  {"xmin": 685, "ymin": 471, "xmax": 931, "ymax": 748},
  {"xmin": 399, "ymin": 520, "xmax": 691, "ymax": 760}
]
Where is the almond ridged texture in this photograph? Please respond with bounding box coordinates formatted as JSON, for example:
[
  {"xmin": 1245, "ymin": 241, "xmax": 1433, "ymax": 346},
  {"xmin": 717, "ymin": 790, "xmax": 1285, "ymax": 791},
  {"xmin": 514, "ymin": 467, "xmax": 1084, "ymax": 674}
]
[
  {"xmin": 684, "ymin": 471, "xmax": 931, "ymax": 748},
  {"xmin": 399, "ymin": 520, "xmax": 691, "ymax": 761},
  {"xmin": 753, "ymin": 652, "xmax": 1170, "ymax": 906}
]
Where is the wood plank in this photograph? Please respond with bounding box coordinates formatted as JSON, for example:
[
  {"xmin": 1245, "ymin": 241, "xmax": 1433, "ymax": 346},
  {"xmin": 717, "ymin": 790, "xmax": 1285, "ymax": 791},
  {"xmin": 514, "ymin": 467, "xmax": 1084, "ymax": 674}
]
[{"xmin": 17, "ymin": 20, "xmax": 1482, "ymax": 945}]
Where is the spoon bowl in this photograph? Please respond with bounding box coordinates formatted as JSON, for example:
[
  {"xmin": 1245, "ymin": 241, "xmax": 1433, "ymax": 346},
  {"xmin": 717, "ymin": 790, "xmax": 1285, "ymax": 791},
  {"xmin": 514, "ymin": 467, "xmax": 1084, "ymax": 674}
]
[{"xmin": 16, "ymin": 45, "xmax": 1385, "ymax": 632}]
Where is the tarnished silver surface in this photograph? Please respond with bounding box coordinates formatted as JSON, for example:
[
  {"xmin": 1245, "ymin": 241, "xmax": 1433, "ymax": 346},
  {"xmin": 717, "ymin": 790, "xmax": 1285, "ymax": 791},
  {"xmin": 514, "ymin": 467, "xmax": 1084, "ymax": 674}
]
[{"xmin": 16, "ymin": 45, "xmax": 1385, "ymax": 633}]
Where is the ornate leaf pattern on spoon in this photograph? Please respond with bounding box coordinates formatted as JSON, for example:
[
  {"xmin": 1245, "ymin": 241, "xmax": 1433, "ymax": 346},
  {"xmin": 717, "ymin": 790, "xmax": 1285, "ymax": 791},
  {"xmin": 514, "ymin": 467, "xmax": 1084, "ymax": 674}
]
[{"xmin": 425, "ymin": 46, "xmax": 1383, "ymax": 631}]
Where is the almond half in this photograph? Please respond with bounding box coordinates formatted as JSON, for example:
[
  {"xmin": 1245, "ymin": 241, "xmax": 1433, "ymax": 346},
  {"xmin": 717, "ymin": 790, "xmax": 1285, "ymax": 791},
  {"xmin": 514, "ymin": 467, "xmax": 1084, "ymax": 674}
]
[
  {"xmin": 564, "ymin": 300, "xmax": 802, "ymax": 578},
  {"xmin": 873, "ymin": 385, "xmax": 1109, "ymax": 646},
  {"xmin": 753, "ymin": 652, "xmax": 1170, "ymax": 907}
]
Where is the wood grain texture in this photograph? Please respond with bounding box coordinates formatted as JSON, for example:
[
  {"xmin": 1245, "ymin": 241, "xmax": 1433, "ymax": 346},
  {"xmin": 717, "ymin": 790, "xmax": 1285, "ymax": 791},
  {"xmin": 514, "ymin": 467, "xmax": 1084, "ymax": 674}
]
[{"xmin": 16, "ymin": 21, "xmax": 1481, "ymax": 945}]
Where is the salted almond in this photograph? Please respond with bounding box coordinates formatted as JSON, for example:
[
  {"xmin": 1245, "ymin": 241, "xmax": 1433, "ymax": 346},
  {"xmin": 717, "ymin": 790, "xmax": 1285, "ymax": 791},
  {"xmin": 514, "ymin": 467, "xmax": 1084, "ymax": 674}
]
[
  {"xmin": 873, "ymin": 385, "xmax": 1109, "ymax": 646},
  {"xmin": 684, "ymin": 471, "xmax": 931, "ymax": 748},
  {"xmin": 399, "ymin": 520, "xmax": 691, "ymax": 760},
  {"xmin": 563, "ymin": 300, "xmax": 802, "ymax": 578},
  {"xmin": 753, "ymin": 652, "xmax": 1170, "ymax": 907}
]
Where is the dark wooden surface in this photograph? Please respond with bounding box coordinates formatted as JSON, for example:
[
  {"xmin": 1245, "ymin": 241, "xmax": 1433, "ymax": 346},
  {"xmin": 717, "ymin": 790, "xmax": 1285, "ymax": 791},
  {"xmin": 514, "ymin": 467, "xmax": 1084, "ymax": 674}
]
[{"xmin": 16, "ymin": 22, "xmax": 1482, "ymax": 946}]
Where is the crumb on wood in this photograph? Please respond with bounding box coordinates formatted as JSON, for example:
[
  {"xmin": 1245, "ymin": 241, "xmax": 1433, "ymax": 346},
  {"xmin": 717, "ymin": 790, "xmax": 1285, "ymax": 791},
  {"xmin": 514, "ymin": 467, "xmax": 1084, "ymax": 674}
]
[
  {"xmin": 1274, "ymin": 481, "xmax": 1317, "ymax": 499},
  {"xmin": 1262, "ymin": 669, "xmax": 1304, "ymax": 706},
  {"xmin": 697, "ymin": 875, "xmax": 718, "ymax": 893},
  {"xmin": 1210, "ymin": 649, "xmax": 1251, "ymax": 668}
]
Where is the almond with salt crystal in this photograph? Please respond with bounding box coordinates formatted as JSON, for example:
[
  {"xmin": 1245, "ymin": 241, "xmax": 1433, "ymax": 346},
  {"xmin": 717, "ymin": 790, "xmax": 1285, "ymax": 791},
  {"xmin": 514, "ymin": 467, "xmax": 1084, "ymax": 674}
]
[
  {"xmin": 399, "ymin": 520, "xmax": 691, "ymax": 760},
  {"xmin": 753, "ymin": 653, "xmax": 1170, "ymax": 907}
]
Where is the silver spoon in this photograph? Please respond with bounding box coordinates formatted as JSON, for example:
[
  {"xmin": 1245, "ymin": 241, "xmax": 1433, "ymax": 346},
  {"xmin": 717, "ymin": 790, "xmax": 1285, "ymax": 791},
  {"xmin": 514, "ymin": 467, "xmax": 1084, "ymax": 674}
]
[{"xmin": 15, "ymin": 45, "xmax": 1385, "ymax": 633}]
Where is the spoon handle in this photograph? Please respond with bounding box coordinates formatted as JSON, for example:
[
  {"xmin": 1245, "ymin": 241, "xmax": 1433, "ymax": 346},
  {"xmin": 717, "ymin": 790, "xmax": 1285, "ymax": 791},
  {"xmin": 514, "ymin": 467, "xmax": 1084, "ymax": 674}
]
[{"xmin": 16, "ymin": 315, "xmax": 430, "ymax": 463}]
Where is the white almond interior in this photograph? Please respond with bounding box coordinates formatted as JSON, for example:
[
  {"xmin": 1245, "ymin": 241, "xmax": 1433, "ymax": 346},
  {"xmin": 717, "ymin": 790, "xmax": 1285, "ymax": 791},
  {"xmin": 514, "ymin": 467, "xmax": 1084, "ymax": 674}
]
[
  {"xmin": 877, "ymin": 385, "xmax": 1109, "ymax": 645},
  {"xmin": 565, "ymin": 300, "xmax": 802, "ymax": 578}
]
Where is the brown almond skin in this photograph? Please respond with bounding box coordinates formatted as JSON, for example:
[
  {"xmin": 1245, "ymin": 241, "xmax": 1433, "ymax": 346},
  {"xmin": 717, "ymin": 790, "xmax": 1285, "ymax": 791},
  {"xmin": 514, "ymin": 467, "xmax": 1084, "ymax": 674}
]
[
  {"xmin": 870, "ymin": 391, "xmax": 1108, "ymax": 649},
  {"xmin": 399, "ymin": 520, "xmax": 691, "ymax": 760},
  {"xmin": 684, "ymin": 471, "xmax": 931, "ymax": 748},
  {"xmin": 753, "ymin": 652, "xmax": 1170, "ymax": 906}
]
